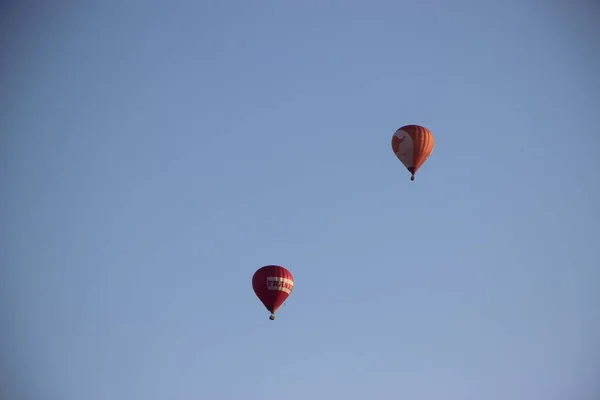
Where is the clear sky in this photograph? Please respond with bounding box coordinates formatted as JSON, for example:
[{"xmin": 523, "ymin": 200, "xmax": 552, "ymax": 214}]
[{"xmin": 2, "ymin": 1, "xmax": 599, "ymax": 399}]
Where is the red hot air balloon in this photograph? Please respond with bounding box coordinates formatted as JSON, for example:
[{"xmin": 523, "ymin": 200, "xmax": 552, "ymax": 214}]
[
  {"xmin": 391, "ymin": 124, "xmax": 435, "ymax": 181},
  {"xmin": 252, "ymin": 265, "xmax": 294, "ymax": 320}
]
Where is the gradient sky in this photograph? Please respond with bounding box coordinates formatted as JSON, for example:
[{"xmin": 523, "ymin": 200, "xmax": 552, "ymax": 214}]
[{"xmin": 2, "ymin": 1, "xmax": 599, "ymax": 399}]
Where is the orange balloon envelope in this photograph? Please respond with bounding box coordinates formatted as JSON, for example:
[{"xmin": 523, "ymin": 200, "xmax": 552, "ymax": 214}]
[
  {"xmin": 252, "ymin": 265, "xmax": 294, "ymax": 320},
  {"xmin": 391, "ymin": 125, "xmax": 435, "ymax": 181}
]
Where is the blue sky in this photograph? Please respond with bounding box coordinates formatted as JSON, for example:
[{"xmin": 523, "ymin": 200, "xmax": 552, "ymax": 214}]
[{"xmin": 1, "ymin": 1, "xmax": 599, "ymax": 399}]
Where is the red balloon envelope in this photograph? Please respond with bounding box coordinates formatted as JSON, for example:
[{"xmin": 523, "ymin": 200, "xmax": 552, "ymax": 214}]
[{"xmin": 252, "ymin": 265, "xmax": 294, "ymax": 320}]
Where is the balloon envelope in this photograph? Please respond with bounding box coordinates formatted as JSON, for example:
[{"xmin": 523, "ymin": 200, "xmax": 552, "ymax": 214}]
[
  {"xmin": 252, "ymin": 265, "xmax": 294, "ymax": 319},
  {"xmin": 391, "ymin": 125, "xmax": 435, "ymax": 180}
]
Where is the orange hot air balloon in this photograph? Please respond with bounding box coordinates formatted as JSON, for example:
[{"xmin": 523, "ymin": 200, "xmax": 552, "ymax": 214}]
[{"xmin": 391, "ymin": 125, "xmax": 435, "ymax": 181}]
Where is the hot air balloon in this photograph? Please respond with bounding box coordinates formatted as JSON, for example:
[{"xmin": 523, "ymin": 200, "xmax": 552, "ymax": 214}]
[
  {"xmin": 252, "ymin": 265, "xmax": 294, "ymax": 320},
  {"xmin": 391, "ymin": 125, "xmax": 435, "ymax": 181}
]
